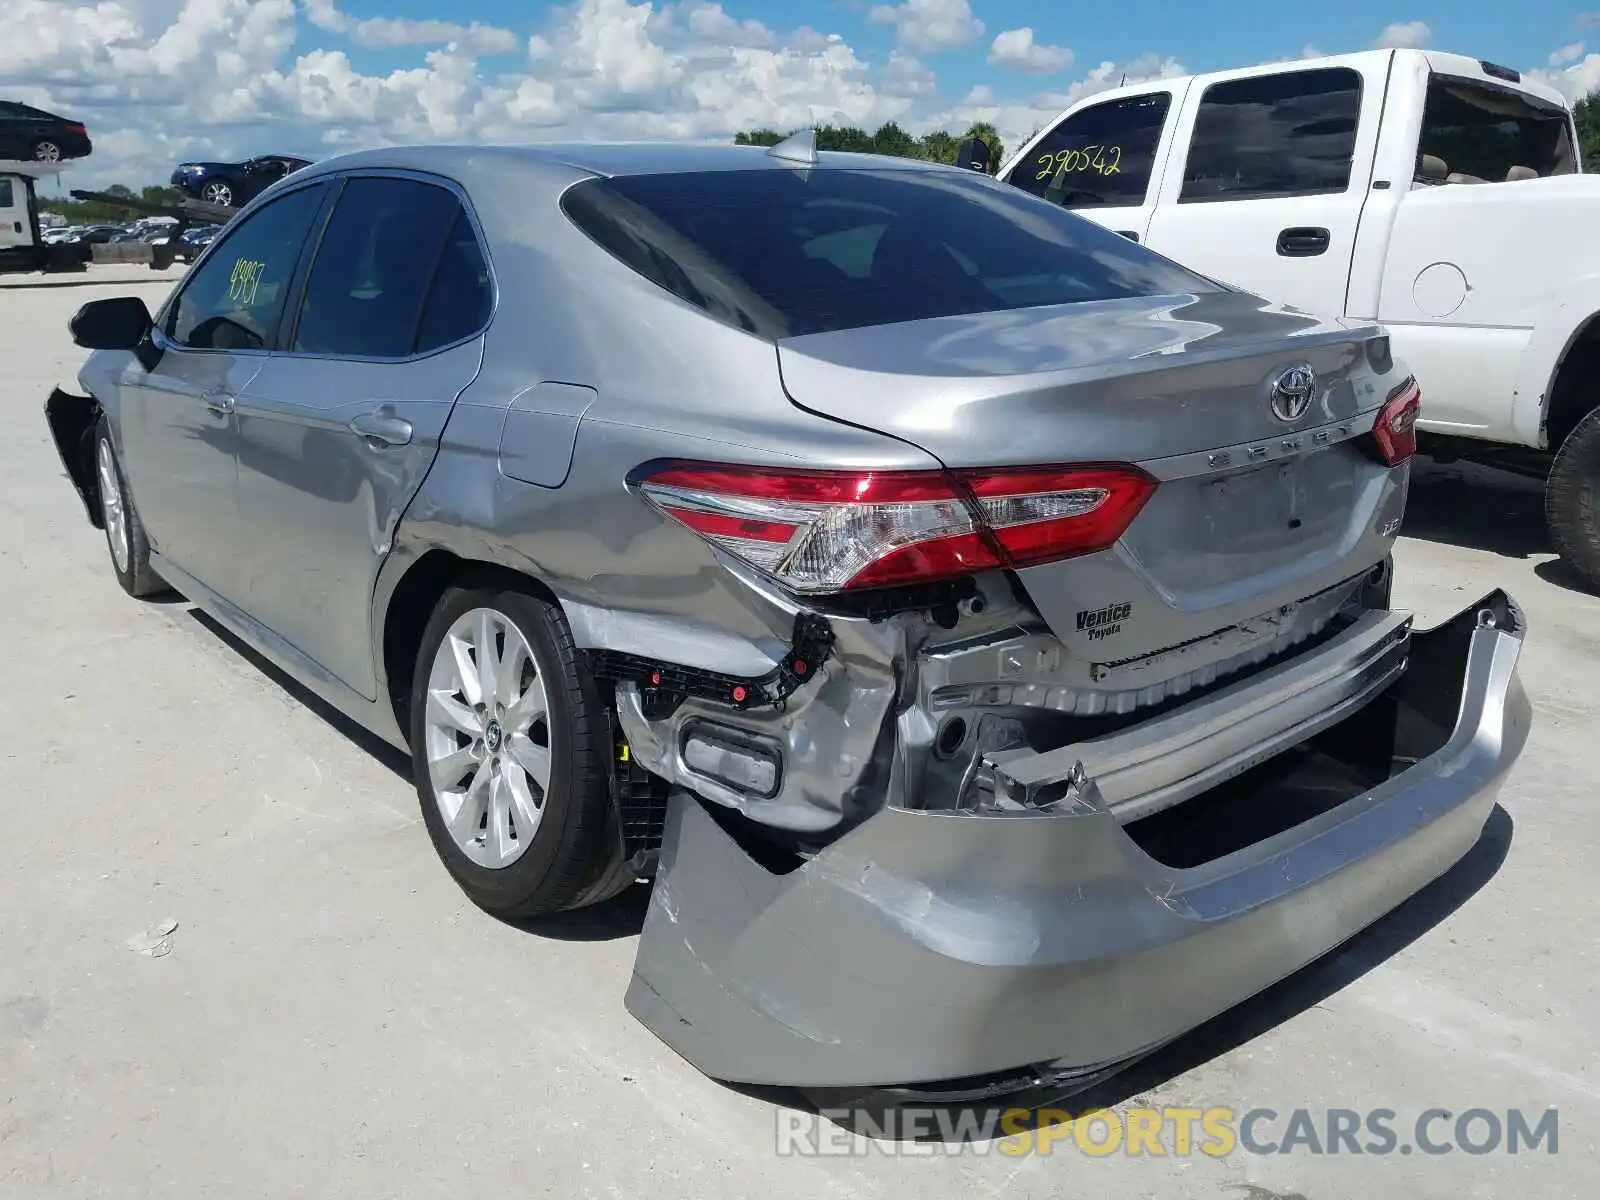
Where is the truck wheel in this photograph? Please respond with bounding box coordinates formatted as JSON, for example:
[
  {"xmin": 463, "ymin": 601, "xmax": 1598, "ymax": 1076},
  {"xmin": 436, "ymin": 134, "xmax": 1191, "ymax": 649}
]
[
  {"xmin": 1545, "ymin": 406, "xmax": 1600, "ymax": 592},
  {"xmin": 409, "ymin": 585, "xmax": 624, "ymax": 918}
]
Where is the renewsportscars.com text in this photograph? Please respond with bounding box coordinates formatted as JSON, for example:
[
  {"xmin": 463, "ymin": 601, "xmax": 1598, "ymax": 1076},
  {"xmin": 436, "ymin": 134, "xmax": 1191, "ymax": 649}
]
[{"xmin": 775, "ymin": 1106, "xmax": 1560, "ymax": 1158}]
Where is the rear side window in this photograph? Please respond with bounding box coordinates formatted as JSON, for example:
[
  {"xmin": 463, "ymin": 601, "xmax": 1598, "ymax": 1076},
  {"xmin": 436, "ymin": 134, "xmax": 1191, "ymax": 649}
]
[
  {"xmin": 1009, "ymin": 93, "xmax": 1173, "ymax": 207},
  {"xmin": 1417, "ymin": 77, "xmax": 1577, "ymax": 182},
  {"xmin": 290, "ymin": 176, "xmax": 468, "ymax": 358},
  {"xmin": 1180, "ymin": 67, "xmax": 1363, "ymax": 202},
  {"xmin": 0, "ymin": 180, "xmax": 13, "ymax": 207},
  {"xmin": 168, "ymin": 182, "xmax": 329, "ymax": 351},
  {"xmin": 560, "ymin": 167, "xmax": 1219, "ymax": 339},
  {"xmin": 414, "ymin": 211, "xmax": 493, "ymax": 353}
]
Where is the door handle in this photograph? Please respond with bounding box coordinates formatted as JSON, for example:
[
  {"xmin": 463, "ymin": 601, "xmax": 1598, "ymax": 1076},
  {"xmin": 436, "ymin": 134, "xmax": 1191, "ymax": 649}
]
[
  {"xmin": 1276, "ymin": 226, "xmax": 1331, "ymax": 257},
  {"xmin": 349, "ymin": 411, "xmax": 413, "ymax": 447},
  {"xmin": 203, "ymin": 392, "xmax": 235, "ymax": 416}
]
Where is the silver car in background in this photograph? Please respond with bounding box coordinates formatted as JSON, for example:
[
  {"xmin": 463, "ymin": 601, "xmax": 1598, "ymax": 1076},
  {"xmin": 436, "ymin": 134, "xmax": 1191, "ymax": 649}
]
[{"xmin": 45, "ymin": 135, "xmax": 1531, "ymax": 1097}]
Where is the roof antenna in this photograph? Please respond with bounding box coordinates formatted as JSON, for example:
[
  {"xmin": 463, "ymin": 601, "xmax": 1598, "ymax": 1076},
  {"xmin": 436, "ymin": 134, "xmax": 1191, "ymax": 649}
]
[{"xmin": 767, "ymin": 126, "xmax": 819, "ymax": 166}]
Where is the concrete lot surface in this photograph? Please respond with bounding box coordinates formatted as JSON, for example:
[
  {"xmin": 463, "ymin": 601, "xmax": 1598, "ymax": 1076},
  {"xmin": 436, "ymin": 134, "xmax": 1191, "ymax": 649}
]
[{"xmin": 2, "ymin": 266, "xmax": 1596, "ymax": 1199}]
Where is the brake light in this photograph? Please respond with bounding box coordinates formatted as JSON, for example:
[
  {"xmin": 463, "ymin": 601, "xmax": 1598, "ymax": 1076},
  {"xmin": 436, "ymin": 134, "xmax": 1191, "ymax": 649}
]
[
  {"xmin": 636, "ymin": 462, "xmax": 1156, "ymax": 594},
  {"xmin": 65, "ymin": 123, "xmax": 87, "ymax": 134},
  {"xmin": 1372, "ymin": 376, "xmax": 1421, "ymax": 465}
]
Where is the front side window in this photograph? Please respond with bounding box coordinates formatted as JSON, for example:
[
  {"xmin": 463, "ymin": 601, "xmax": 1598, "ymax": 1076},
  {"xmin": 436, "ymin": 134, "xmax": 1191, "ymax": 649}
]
[
  {"xmin": 289, "ymin": 176, "xmax": 467, "ymax": 358},
  {"xmin": 1180, "ymin": 67, "xmax": 1363, "ymax": 202},
  {"xmin": 1417, "ymin": 77, "xmax": 1577, "ymax": 183},
  {"xmin": 561, "ymin": 166, "xmax": 1221, "ymax": 340},
  {"xmin": 1009, "ymin": 93, "xmax": 1173, "ymax": 208},
  {"xmin": 166, "ymin": 182, "xmax": 328, "ymax": 351},
  {"xmin": 0, "ymin": 180, "xmax": 13, "ymax": 208}
]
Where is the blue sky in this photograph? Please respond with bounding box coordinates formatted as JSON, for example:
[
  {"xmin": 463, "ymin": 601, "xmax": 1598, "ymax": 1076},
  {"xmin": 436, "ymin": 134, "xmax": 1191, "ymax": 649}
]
[
  {"xmin": 7, "ymin": 0, "xmax": 1599, "ymax": 188},
  {"xmin": 322, "ymin": 0, "xmax": 1588, "ymax": 98}
]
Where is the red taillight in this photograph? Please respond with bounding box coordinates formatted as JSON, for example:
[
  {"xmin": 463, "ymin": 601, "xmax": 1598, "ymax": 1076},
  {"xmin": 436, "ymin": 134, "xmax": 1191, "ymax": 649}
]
[
  {"xmin": 637, "ymin": 462, "xmax": 1156, "ymax": 594},
  {"xmin": 1372, "ymin": 376, "xmax": 1421, "ymax": 465},
  {"xmin": 65, "ymin": 123, "xmax": 87, "ymax": 134}
]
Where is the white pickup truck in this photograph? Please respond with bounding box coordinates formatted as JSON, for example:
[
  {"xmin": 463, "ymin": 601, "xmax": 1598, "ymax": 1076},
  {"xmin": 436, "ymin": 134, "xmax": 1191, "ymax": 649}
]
[{"xmin": 995, "ymin": 48, "xmax": 1600, "ymax": 588}]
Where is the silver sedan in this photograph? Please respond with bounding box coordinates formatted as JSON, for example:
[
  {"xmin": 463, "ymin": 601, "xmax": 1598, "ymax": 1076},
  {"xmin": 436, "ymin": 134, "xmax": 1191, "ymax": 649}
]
[{"xmin": 45, "ymin": 134, "xmax": 1531, "ymax": 1096}]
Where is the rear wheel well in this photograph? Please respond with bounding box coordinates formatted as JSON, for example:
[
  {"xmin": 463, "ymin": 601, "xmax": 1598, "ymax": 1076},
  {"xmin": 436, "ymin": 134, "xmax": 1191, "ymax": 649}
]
[
  {"xmin": 1546, "ymin": 316, "xmax": 1600, "ymax": 450},
  {"xmin": 382, "ymin": 550, "xmax": 562, "ymax": 737}
]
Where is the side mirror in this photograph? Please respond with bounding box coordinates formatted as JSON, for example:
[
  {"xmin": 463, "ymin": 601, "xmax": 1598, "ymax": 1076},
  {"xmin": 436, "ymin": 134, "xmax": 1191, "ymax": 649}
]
[
  {"xmin": 69, "ymin": 296, "xmax": 153, "ymax": 351},
  {"xmin": 955, "ymin": 136, "xmax": 992, "ymax": 173}
]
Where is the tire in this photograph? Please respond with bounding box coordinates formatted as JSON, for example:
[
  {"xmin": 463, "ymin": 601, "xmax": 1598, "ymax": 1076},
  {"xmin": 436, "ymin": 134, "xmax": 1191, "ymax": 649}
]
[
  {"xmin": 200, "ymin": 181, "xmax": 234, "ymax": 207},
  {"xmin": 32, "ymin": 140, "xmax": 61, "ymax": 162},
  {"xmin": 93, "ymin": 416, "xmax": 167, "ymax": 598},
  {"xmin": 1546, "ymin": 405, "xmax": 1600, "ymax": 592},
  {"xmin": 409, "ymin": 584, "xmax": 621, "ymax": 918}
]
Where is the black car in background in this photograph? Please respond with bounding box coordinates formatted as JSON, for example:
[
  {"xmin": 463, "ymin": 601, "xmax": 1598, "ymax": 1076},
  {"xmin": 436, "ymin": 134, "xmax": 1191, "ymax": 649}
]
[
  {"xmin": 0, "ymin": 101, "xmax": 93, "ymax": 162},
  {"xmin": 169, "ymin": 154, "xmax": 312, "ymax": 207}
]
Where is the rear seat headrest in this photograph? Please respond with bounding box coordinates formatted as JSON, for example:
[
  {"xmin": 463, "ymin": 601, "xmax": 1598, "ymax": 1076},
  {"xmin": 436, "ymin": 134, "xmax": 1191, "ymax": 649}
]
[{"xmin": 1416, "ymin": 154, "xmax": 1449, "ymax": 180}]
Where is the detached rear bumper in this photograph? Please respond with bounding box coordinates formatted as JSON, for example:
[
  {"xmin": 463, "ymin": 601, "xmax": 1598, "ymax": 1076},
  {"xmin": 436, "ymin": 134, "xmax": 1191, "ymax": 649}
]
[{"xmin": 625, "ymin": 591, "xmax": 1531, "ymax": 1090}]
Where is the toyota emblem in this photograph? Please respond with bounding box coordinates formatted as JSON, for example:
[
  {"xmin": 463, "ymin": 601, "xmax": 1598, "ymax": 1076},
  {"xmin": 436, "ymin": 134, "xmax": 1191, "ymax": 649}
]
[{"xmin": 1268, "ymin": 363, "xmax": 1316, "ymax": 423}]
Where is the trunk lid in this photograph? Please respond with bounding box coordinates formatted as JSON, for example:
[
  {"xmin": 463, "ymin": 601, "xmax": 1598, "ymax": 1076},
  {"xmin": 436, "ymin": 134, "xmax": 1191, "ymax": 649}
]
[{"xmin": 776, "ymin": 291, "xmax": 1407, "ymax": 674}]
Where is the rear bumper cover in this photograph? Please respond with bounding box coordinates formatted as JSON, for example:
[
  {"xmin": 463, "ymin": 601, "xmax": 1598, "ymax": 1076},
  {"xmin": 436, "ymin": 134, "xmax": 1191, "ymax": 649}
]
[{"xmin": 625, "ymin": 591, "xmax": 1531, "ymax": 1089}]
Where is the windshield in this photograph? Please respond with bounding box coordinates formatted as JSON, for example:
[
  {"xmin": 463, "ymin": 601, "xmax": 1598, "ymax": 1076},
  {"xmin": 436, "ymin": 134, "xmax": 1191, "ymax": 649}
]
[
  {"xmin": 1418, "ymin": 77, "xmax": 1577, "ymax": 183},
  {"xmin": 560, "ymin": 167, "xmax": 1221, "ymax": 340}
]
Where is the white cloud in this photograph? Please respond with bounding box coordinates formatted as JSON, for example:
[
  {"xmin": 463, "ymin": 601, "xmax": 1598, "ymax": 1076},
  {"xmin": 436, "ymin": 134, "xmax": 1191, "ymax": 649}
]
[
  {"xmin": 1531, "ymin": 51, "xmax": 1600, "ymax": 101},
  {"xmin": 0, "ymin": 0, "xmax": 1191, "ymax": 192},
  {"xmin": 988, "ymin": 28, "xmax": 1073, "ymax": 75},
  {"xmin": 1372, "ymin": 20, "xmax": 1430, "ymax": 49},
  {"xmin": 302, "ymin": 0, "xmax": 517, "ymax": 54},
  {"xmin": 869, "ymin": 0, "xmax": 983, "ymax": 55},
  {"xmin": 1551, "ymin": 42, "xmax": 1587, "ymax": 67}
]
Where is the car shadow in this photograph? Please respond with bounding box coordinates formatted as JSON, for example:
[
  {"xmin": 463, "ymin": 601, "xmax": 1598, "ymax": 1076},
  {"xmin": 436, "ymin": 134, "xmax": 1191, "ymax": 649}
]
[
  {"xmin": 185, "ymin": 606, "xmax": 413, "ymax": 780},
  {"xmin": 1403, "ymin": 458, "xmax": 1596, "ymax": 592},
  {"xmin": 755, "ymin": 803, "xmax": 1514, "ymax": 1141},
  {"xmin": 184, "ymin": 601, "xmax": 655, "ymax": 940}
]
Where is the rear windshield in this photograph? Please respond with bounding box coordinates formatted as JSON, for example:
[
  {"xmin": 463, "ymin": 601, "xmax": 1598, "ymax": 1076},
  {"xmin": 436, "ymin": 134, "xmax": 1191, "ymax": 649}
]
[{"xmin": 559, "ymin": 167, "xmax": 1220, "ymax": 339}]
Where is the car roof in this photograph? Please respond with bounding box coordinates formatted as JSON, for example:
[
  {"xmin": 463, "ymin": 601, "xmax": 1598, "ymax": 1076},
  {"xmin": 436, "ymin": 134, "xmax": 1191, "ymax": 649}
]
[{"xmin": 285, "ymin": 140, "xmax": 960, "ymax": 184}]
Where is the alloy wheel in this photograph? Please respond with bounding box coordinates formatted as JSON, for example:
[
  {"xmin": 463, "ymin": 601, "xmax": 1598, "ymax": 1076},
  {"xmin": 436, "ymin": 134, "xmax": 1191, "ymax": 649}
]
[
  {"xmin": 423, "ymin": 607, "xmax": 553, "ymax": 869},
  {"xmin": 33, "ymin": 142, "xmax": 61, "ymax": 162},
  {"xmin": 97, "ymin": 439, "xmax": 130, "ymax": 575},
  {"xmin": 202, "ymin": 182, "xmax": 233, "ymax": 206}
]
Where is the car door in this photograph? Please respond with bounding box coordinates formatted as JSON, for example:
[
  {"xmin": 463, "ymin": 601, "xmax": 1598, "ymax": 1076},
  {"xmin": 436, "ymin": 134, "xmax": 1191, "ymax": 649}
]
[
  {"xmin": 1140, "ymin": 63, "xmax": 1383, "ymax": 318},
  {"xmin": 117, "ymin": 180, "xmax": 332, "ymax": 601},
  {"xmin": 998, "ymin": 86, "xmax": 1187, "ymax": 245},
  {"xmin": 234, "ymin": 173, "xmax": 492, "ymax": 700}
]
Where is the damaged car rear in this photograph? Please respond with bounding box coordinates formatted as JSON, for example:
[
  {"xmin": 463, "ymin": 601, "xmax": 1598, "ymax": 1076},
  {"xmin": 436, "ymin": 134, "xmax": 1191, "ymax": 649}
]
[{"xmin": 45, "ymin": 138, "xmax": 1531, "ymax": 1098}]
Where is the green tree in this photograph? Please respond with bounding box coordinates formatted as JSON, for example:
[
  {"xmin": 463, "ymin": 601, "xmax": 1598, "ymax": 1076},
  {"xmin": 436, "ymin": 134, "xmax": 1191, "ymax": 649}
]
[
  {"xmin": 1573, "ymin": 90, "xmax": 1600, "ymax": 170},
  {"xmin": 869, "ymin": 121, "xmax": 918, "ymax": 158},
  {"xmin": 918, "ymin": 129, "xmax": 958, "ymax": 164},
  {"xmin": 816, "ymin": 124, "xmax": 876, "ymax": 153},
  {"xmin": 733, "ymin": 121, "xmax": 1007, "ymax": 173}
]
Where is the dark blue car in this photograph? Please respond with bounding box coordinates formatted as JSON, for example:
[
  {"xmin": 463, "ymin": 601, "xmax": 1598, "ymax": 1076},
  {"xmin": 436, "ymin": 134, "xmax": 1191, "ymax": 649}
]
[{"xmin": 169, "ymin": 154, "xmax": 312, "ymax": 208}]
